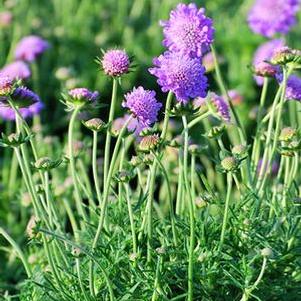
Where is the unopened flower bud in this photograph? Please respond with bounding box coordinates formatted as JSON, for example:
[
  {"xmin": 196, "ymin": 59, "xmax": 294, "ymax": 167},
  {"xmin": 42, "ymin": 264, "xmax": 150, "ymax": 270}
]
[
  {"xmin": 138, "ymin": 134, "xmax": 161, "ymax": 152},
  {"xmin": 232, "ymin": 144, "xmax": 248, "ymax": 157},
  {"xmin": 221, "ymin": 156, "xmax": 237, "ymax": 172},
  {"xmin": 195, "ymin": 197, "xmax": 207, "ymax": 209},
  {"xmin": 261, "ymin": 247, "xmax": 273, "ymax": 257},
  {"xmin": 279, "ymin": 127, "xmax": 297, "ymax": 142},
  {"xmin": 270, "ymin": 47, "xmax": 301, "ymax": 66},
  {"xmin": 82, "ymin": 118, "xmax": 106, "ymax": 132}
]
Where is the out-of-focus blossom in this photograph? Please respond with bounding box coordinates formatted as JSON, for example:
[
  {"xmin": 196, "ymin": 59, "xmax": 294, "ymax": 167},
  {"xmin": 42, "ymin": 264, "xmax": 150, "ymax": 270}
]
[
  {"xmin": 228, "ymin": 90, "xmax": 243, "ymax": 106},
  {"xmin": 285, "ymin": 75, "xmax": 301, "ymax": 101},
  {"xmin": 123, "ymin": 87, "xmax": 162, "ymax": 127},
  {"xmin": 160, "ymin": 3, "xmax": 214, "ymax": 57},
  {"xmin": 68, "ymin": 88, "xmax": 99, "ymax": 104},
  {"xmin": 15, "ymin": 35, "xmax": 49, "ymax": 62},
  {"xmin": 248, "ymin": 0, "xmax": 300, "ymax": 37},
  {"xmin": 202, "ymin": 52, "xmax": 215, "ymax": 72},
  {"xmin": 149, "ymin": 51, "xmax": 208, "ymax": 104},
  {"xmin": 257, "ymin": 158, "xmax": 279, "ymax": 176},
  {"xmin": 112, "ymin": 114, "xmax": 147, "ymax": 137},
  {"xmin": 101, "ymin": 49, "xmax": 130, "ymax": 77},
  {"xmin": 0, "ymin": 61, "xmax": 31, "ymax": 80},
  {"xmin": 252, "ymin": 39, "xmax": 284, "ymax": 85},
  {"xmin": 0, "ymin": 11, "xmax": 12, "ymax": 27},
  {"xmin": 210, "ymin": 93, "xmax": 231, "ymax": 122},
  {"xmin": 55, "ymin": 67, "xmax": 72, "ymax": 81},
  {"xmin": 0, "ymin": 76, "xmax": 14, "ymax": 96}
]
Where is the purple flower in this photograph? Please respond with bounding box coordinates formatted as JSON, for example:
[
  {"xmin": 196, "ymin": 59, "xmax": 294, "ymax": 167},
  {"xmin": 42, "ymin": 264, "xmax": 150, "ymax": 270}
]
[
  {"xmin": 286, "ymin": 75, "xmax": 301, "ymax": 101},
  {"xmin": 160, "ymin": 3, "xmax": 214, "ymax": 57},
  {"xmin": 0, "ymin": 87, "xmax": 43, "ymax": 120},
  {"xmin": 122, "ymin": 87, "xmax": 162, "ymax": 127},
  {"xmin": 101, "ymin": 49, "xmax": 130, "ymax": 77},
  {"xmin": 228, "ymin": 90, "xmax": 243, "ymax": 106},
  {"xmin": 149, "ymin": 51, "xmax": 208, "ymax": 103},
  {"xmin": 15, "ymin": 35, "xmax": 49, "ymax": 62},
  {"xmin": 0, "ymin": 61, "xmax": 31, "ymax": 80},
  {"xmin": 210, "ymin": 93, "xmax": 231, "ymax": 122},
  {"xmin": 257, "ymin": 158, "xmax": 279, "ymax": 176},
  {"xmin": 68, "ymin": 88, "xmax": 99, "ymax": 103},
  {"xmin": 252, "ymin": 39, "xmax": 284, "ymax": 85},
  {"xmin": 248, "ymin": 0, "xmax": 300, "ymax": 38},
  {"xmin": 0, "ymin": 11, "xmax": 12, "ymax": 27},
  {"xmin": 112, "ymin": 114, "xmax": 147, "ymax": 137}
]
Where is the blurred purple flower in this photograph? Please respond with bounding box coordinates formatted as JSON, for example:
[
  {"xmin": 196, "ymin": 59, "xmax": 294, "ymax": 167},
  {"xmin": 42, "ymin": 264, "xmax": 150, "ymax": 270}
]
[
  {"xmin": 248, "ymin": 0, "xmax": 300, "ymax": 37},
  {"xmin": 0, "ymin": 11, "xmax": 12, "ymax": 27},
  {"xmin": 257, "ymin": 158, "xmax": 279, "ymax": 176},
  {"xmin": 149, "ymin": 51, "xmax": 208, "ymax": 103},
  {"xmin": 0, "ymin": 86, "xmax": 43, "ymax": 120},
  {"xmin": 101, "ymin": 49, "xmax": 130, "ymax": 77},
  {"xmin": 0, "ymin": 61, "xmax": 31, "ymax": 80},
  {"xmin": 211, "ymin": 93, "xmax": 231, "ymax": 122},
  {"xmin": 160, "ymin": 3, "xmax": 214, "ymax": 58},
  {"xmin": 228, "ymin": 90, "xmax": 243, "ymax": 106},
  {"xmin": 0, "ymin": 76, "xmax": 14, "ymax": 96},
  {"xmin": 15, "ymin": 35, "xmax": 49, "ymax": 62},
  {"xmin": 122, "ymin": 86, "xmax": 162, "ymax": 127},
  {"xmin": 252, "ymin": 39, "xmax": 284, "ymax": 85}
]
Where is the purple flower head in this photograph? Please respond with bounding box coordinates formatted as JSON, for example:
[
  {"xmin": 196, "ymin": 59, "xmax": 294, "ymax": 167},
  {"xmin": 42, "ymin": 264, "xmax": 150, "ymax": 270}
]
[
  {"xmin": 210, "ymin": 93, "xmax": 231, "ymax": 122},
  {"xmin": 248, "ymin": 0, "xmax": 300, "ymax": 38},
  {"xmin": 68, "ymin": 88, "xmax": 99, "ymax": 103},
  {"xmin": 15, "ymin": 35, "xmax": 49, "ymax": 62},
  {"xmin": 0, "ymin": 76, "xmax": 14, "ymax": 96},
  {"xmin": 1, "ymin": 61, "xmax": 31, "ymax": 80},
  {"xmin": 0, "ymin": 87, "xmax": 43, "ymax": 120},
  {"xmin": 286, "ymin": 75, "xmax": 301, "ymax": 101},
  {"xmin": 253, "ymin": 39, "xmax": 284, "ymax": 85},
  {"xmin": 122, "ymin": 87, "xmax": 162, "ymax": 127},
  {"xmin": 257, "ymin": 158, "xmax": 279, "ymax": 176},
  {"xmin": 161, "ymin": 3, "xmax": 214, "ymax": 57},
  {"xmin": 101, "ymin": 49, "xmax": 130, "ymax": 77},
  {"xmin": 149, "ymin": 51, "xmax": 208, "ymax": 104}
]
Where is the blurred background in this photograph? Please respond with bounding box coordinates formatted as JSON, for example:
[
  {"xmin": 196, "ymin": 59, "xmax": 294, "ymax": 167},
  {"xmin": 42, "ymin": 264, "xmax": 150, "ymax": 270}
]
[{"xmin": 0, "ymin": 0, "xmax": 301, "ymax": 297}]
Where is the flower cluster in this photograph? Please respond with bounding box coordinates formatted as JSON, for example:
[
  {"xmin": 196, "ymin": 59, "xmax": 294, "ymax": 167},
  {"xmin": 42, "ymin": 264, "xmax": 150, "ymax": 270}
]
[
  {"xmin": 248, "ymin": 0, "xmax": 300, "ymax": 38},
  {"xmin": 123, "ymin": 87, "xmax": 162, "ymax": 127},
  {"xmin": 149, "ymin": 51, "xmax": 207, "ymax": 103},
  {"xmin": 160, "ymin": 3, "xmax": 214, "ymax": 58}
]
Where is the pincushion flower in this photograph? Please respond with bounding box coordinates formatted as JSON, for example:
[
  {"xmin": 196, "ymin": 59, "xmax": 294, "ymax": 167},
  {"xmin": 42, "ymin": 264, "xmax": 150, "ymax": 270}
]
[
  {"xmin": 149, "ymin": 51, "xmax": 208, "ymax": 103},
  {"xmin": 0, "ymin": 76, "xmax": 14, "ymax": 96},
  {"xmin": 252, "ymin": 39, "xmax": 284, "ymax": 85},
  {"xmin": 160, "ymin": 3, "xmax": 214, "ymax": 57},
  {"xmin": 68, "ymin": 88, "xmax": 99, "ymax": 106},
  {"xmin": 15, "ymin": 35, "xmax": 49, "ymax": 62},
  {"xmin": 247, "ymin": 0, "xmax": 300, "ymax": 37},
  {"xmin": 0, "ymin": 87, "xmax": 43, "ymax": 120},
  {"xmin": 122, "ymin": 87, "xmax": 162, "ymax": 127},
  {"xmin": 0, "ymin": 61, "xmax": 31, "ymax": 80},
  {"xmin": 210, "ymin": 93, "xmax": 231, "ymax": 122},
  {"xmin": 101, "ymin": 49, "xmax": 130, "ymax": 77}
]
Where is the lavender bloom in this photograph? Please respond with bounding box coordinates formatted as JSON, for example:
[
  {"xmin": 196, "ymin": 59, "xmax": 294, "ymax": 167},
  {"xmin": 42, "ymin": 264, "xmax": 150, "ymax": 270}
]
[
  {"xmin": 68, "ymin": 88, "xmax": 99, "ymax": 103},
  {"xmin": 286, "ymin": 75, "xmax": 301, "ymax": 101},
  {"xmin": 0, "ymin": 87, "xmax": 43, "ymax": 120},
  {"xmin": 161, "ymin": 3, "xmax": 214, "ymax": 57},
  {"xmin": 15, "ymin": 35, "xmax": 49, "ymax": 62},
  {"xmin": 228, "ymin": 90, "xmax": 243, "ymax": 106},
  {"xmin": 211, "ymin": 93, "xmax": 231, "ymax": 122},
  {"xmin": 253, "ymin": 39, "xmax": 284, "ymax": 85},
  {"xmin": 248, "ymin": 0, "xmax": 300, "ymax": 37},
  {"xmin": 101, "ymin": 49, "xmax": 130, "ymax": 77},
  {"xmin": 122, "ymin": 87, "xmax": 162, "ymax": 127},
  {"xmin": 149, "ymin": 51, "xmax": 208, "ymax": 103},
  {"xmin": 0, "ymin": 11, "xmax": 12, "ymax": 27},
  {"xmin": 0, "ymin": 61, "xmax": 31, "ymax": 80}
]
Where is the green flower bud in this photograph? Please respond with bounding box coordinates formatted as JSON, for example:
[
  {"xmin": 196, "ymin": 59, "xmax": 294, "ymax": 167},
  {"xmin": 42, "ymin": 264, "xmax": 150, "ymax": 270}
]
[
  {"xmin": 221, "ymin": 156, "xmax": 237, "ymax": 172},
  {"xmin": 138, "ymin": 134, "xmax": 161, "ymax": 152},
  {"xmin": 82, "ymin": 118, "xmax": 106, "ymax": 132}
]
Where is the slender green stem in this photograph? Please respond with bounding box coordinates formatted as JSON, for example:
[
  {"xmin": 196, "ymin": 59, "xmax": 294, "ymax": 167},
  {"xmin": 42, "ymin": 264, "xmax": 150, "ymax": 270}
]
[
  {"xmin": 182, "ymin": 115, "xmax": 195, "ymax": 301},
  {"xmin": 161, "ymin": 91, "xmax": 173, "ymax": 140},
  {"xmin": 76, "ymin": 258, "xmax": 90, "ymax": 301},
  {"xmin": 219, "ymin": 173, "xmax": 233, "ymax": 251},
  {"xmin": 92, "ymin": 131, "xmax": 102, "ymax": 205},
  {"xmin": 187, "ymin": 111, "xmax": 211, "ymax": 130},
  {"xmin": 0, "ymin": 227, "xmax": 32, "ymax": 277},
  {"xmin": 104, "ymin": 78, "xmax": 118, "ymax": 185},
  {"xmin": 68, "ymin": 106, "xmax": 88, "ymax": 222},
  {"xmin": 124, "ymin": 184, "xmax": 137, "ymax": 256},
  {"xmin": 151, "ymin": 256, "xmax": 162, "ymax": 301}
]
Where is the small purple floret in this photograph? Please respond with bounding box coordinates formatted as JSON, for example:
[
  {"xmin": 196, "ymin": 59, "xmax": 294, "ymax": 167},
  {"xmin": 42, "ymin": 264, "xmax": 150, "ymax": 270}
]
[
  {"xmin": 102, "ymin": 49, "xmax": 130, "ymax": 77},
  {"xmin": 68, "ymin": 88, "xmax": 99, "ymax": 103},
  {"xmin": 15, "ymin": 35, "xmax": 49, "ymax": 62},
  {"xmin": 122, "ymin": 86, "xmax": 162, "ymax": 127},
  {"xmin": 149, "ymin": 51, "xmax": 208, "ymax": 103},
  {"xmin": 211, "ymin": 93, "xmax": 231, "ymax": 122},
  {"xmin": 286, "ymin": 75, "xmax": 301, "ymax": 101},
  {"xmin": 161, "ymin": 3, "xmax": 214, "ymax": 57},
  {"xmin": 0, "ymin": 61, "xmax": 31, "ymax": 80},
  {"xmin": 248, "ymin": 0, "xmax": 300, "ymax": 38}
]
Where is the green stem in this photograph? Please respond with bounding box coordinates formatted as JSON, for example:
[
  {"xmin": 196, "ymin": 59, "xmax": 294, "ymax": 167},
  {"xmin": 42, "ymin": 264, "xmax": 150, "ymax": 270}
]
[
  {"xmin": 92, "ymin": 131, "xmax": 102, "ymax": 205},
  {"xmin": 0, "ymin": 227, "xmax": 32, "ymax": 277},
  {"xmin": 219, "ymin": 173, "xmax": 233, "ymax": 252},
  {"xmin": 187, "ymin": 111, "xmax": 211, "ymax": 130},
  {"xmin": 104, "ymin": 78, "xmax": 118, "ymax": 185},
  {"xmin": 68, "ymin": 106, "xmax": 88, "ymax": 222},
  {"xmin": 76, "ymin": 258, "xmax": 90, "ymax": 301},
  {"xmin": 182, "ymin": 115, "xmax": 195, "ymax": 301}
]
